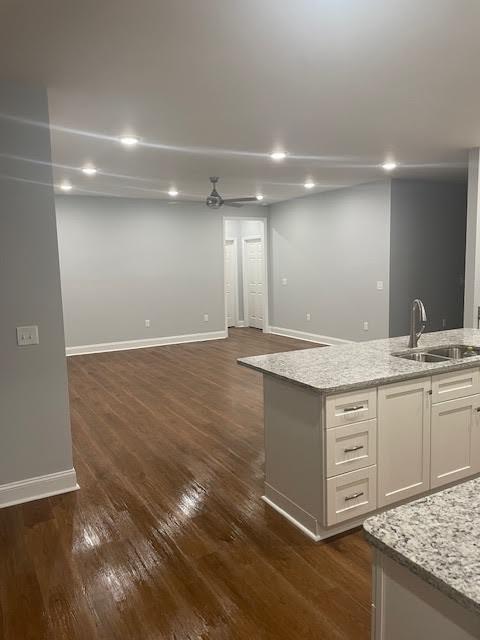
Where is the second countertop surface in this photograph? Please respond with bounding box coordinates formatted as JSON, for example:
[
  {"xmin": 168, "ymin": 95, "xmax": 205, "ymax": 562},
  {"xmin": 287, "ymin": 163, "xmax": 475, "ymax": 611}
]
[
  {"xmin": 238, "ymin": 328, "xmax": 480, "ymax": 393},
  {"xmin": 363, "ymin": 477, "xmax": 480, "ymax": 615}
]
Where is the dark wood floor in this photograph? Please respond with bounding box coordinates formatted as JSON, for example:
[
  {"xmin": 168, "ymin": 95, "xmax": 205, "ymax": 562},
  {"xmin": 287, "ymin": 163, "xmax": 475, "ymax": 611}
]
[{"xmin": 0, "ymin": 328, "xmax": 371, "ymax": 640}]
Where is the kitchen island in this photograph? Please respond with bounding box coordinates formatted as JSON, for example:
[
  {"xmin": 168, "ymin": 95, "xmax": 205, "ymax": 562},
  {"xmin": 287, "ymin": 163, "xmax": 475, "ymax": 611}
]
[
  {"xmin": 364, "ymin": 477, "xmax": 480, "ymax": 639},
  {"xmin": 239, "ymin": 329, "xmax": 480, "ymax": 540}
]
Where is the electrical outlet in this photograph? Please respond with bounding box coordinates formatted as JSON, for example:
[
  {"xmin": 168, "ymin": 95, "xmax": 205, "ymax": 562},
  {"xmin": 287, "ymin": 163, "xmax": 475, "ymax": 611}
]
[
  {"xmin": 145, "ymin": 319, "xmax": 151, "ymax": 328},
  {"xmin": 363, "ymin": 321, "xmax": 369, "ymax": 331},
  {"xmin": 17, "ymin": 325, "xmax": 39, "ymax": 346},
  {"xmin": 376, "ymin": 281, "xmax": 384, "ymax": 291},
  {"xmin": 281, "ymin": 277, "xmax": 288, "ymax": 286},
  {"xmin": 306, "ymin": 313, "xmax": 311, "ymax": 321},
  {"xmin": 203, "ymin": 314, "xmax": 209, "ymax": 322}
]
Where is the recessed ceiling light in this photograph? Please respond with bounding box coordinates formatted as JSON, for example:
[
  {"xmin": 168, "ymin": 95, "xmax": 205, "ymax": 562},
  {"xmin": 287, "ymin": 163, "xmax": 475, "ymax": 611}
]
[
  {"xmin": 168, "ymin": 188, "xmax": 179, "ymax": 197},
  {"xmin": 256, "ymin": 194, "xmax": 264, "ymax": 201},
  {"xmin": 82, "ymin": 165, "xmax": 97, "ymax": 176},
  {"xmin": 304, "ymin": 180, "xmax": 315, "ymax": 189},
  {"xmin": 270, "ymin": 151, "xmax": 286, "ymax": 161},
  {"xmin": 59, "ymin": 181, "xmax": 73, "ymax": 192},
  {"xmin": 120, "ymin": 135, "xmax": 140, "ymax": 147},
  {"xmin": 382, "ymin": 161, "xmax": 397, "ymax": 171}
]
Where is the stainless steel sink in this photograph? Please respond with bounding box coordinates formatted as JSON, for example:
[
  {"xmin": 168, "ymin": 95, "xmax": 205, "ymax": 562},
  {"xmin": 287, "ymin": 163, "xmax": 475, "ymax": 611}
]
[
  {"xmin": 394, "ymin": 352, "xmax": 450, "ymax": 363},
  {"xmin": 392, "ymin": 344, "xmax": 480, "ymax": 363},
  {"xmin": 423, "ymin": 345, "xmax": 480, "ymax": 359}
]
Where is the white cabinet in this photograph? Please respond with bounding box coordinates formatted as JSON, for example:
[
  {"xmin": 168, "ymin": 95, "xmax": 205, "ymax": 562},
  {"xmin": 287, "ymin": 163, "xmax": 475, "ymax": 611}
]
[
  {"xmin": 326, "ymin": 465, "xmax": 376, "ymax": 525},
  {"xmin": 325, "ymin": 387, "xmax": 376, "ymax": 428},
  {"xmin": 430, "ymin": 394, "xmax": 480, "ymax": 489},
  {"xmin": 377, "ymin": 378, "xmax": 431, "ymax": 508},
  {"xmin": 431, "ymin": 368, "xmax": 480, "ymax": 403},
  {"xmin": 326, "ymin": 419, "xmax": 376, "ymax": 477}
]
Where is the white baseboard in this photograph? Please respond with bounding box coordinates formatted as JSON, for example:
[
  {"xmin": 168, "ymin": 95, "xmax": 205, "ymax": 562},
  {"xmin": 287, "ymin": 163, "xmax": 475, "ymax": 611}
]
[
  {"xmin": 235, "ymin": 320, "xmax": 246, "ymax": 328},
  {"xmin": 0, "ymin": 468, "xmax": 79, "ymax": 509},
  {"xmin": 269, "ymin": 326, "xmax": 353, "ymax": 346},
  {"xmin": 66, "ymin": 329, "xmax": 228, "ymax": 356}
]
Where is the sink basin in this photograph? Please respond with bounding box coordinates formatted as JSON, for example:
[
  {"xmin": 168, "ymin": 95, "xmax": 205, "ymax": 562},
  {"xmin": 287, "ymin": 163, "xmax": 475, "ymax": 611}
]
[
  {"xmin": 392, "ymin": 344, "xmax": 480, "ymax": 363},
  {"xmin": 394, "ymin": 352, "xmax": 450, "ymax": 363},
  {"xmin": 423, "ymin": 345, "xmax": 480, "ymax": 359}
]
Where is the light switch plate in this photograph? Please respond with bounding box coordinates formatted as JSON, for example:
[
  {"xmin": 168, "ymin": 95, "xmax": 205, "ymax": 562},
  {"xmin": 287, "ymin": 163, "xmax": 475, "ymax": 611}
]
[
  {"xmin": 17, "ymin": 325, "xmax": 39, "ymax": 346},
  {"xmin": 281, "ymin": 277, "xmax": 288, "ymax": 286},
  {"xmin": 376, "ymin": 281, "xmax": 384, "ymax": 290}
]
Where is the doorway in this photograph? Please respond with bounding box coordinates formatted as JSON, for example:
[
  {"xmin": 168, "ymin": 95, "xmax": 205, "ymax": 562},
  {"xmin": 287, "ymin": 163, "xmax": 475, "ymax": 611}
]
[{"xmin": 224, "ymin": 218, "xmax": 268, "ymax": 332}]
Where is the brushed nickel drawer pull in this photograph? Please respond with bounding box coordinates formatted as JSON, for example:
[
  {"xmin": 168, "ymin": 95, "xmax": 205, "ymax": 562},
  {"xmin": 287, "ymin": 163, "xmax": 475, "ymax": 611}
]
[
  {"xmin": 343, "ymin": 405, "xmax": 364, "ymax": 412},
  {"xmin": 344, "ymin": 491, "xmax": 364, "ymax": 502},
  {"xmin": 344, "ymin": 445, "xmax": 364, "ymax": 453}
]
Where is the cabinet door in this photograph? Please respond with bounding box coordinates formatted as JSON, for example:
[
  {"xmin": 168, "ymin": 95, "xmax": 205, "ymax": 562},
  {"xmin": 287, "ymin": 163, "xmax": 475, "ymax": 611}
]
[
  {"xmin": 431, "ymin": 394, "xmax": 480, "ymax": 489},
  {"xmin": 378, "ymin": 378, "xmax": 431, "ymax": 508}
]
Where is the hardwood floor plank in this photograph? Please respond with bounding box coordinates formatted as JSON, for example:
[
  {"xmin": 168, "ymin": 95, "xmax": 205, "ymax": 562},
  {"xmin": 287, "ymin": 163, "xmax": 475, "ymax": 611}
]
[{"xmin": 0, "ymin": 328, "xmax": 371, "ymax": 639}]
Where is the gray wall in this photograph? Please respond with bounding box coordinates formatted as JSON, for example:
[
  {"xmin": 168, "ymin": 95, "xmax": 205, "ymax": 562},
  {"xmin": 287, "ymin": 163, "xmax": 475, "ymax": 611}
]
[
  {"xmin": 389, "ymin": 179, "xmax": 467, "ymax": 337},
  {"xmin": 269, "ymin": 181, "xmax": 391, "ymax": 341},
  {"xmin": 56, "ymin": 196, "xmax": 266, "ymax": 347},
  {"xmin": 0, "ymin": 84, "xmax": 74, "ymax": 485}
]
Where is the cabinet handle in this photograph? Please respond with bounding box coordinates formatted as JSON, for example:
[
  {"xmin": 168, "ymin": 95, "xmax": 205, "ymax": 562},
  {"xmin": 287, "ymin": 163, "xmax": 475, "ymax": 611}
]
[
  {"xmin": 344, "ymin": 491, "xmax": 364, "ymax": 502},
  {"xmin": 343, "ymin": 405, "xmax": 364, "ymax": 413},
  {"xmin": 344, "ymin": 445, "xmax": 364, "ymax": 453}
]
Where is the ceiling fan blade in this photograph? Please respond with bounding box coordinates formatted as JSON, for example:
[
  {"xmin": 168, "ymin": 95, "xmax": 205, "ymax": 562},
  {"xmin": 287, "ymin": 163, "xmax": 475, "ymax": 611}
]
[
  {"xmin": 225, "ymin": 202, "xmax": 243, "ymax": 208},
  {"xmin": 222, "ymin": 197, "xmax": 258, "ymax": 204}
]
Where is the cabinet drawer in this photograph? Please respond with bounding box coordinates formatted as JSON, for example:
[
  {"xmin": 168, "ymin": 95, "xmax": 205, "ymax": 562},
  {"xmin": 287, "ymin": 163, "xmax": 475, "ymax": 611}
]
[
  {"xmin": 326, "ymin": 466, "xmax": 377, "ymax": 525},
  {"xmin": 326, "ymin": 419, "xmax": 377, "ymax": 477},
  {"xmin": 325, "ymin": 388, "xmax": 376, "ymax": 428},
  {"xmin": 432, "ymin": 368, "xmax": 480, "ymax": 404}
]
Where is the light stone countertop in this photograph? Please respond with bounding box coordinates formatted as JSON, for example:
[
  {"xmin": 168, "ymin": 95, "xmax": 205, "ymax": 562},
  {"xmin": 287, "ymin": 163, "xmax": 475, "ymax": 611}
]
[
  {"xmin": 363, "ymin": 477, "xmax": 480, "ymax": 615},
  {"xmin": 238, "ymin": 329, "xmax": 480, "ymax": 393}
]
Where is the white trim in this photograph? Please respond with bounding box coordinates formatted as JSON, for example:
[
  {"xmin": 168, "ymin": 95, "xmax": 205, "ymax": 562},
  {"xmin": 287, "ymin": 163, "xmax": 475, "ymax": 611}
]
[
  {"xmin": 0, "ymin": 468, "xmax": 79, "ymax": 509},
  {"xmin": 262, "ymin": 485, "xmax": 367, "ymax": 541},
  {"xmin": 66, "ymin": 329, "xmax": 228, "ymax": 356},
  {"xmin": 235, "ymin": 320, "xmax": 246, "ymax": 328},
  {"xmin": 262, "ymin": 495, "xmax": 321, "ymax": 542},
  {"xmin": 269, "ymin": 326, "xmax": 353, "ymax": 346},
  {"xmin": 224, "ymin": 237, "xmax": 239, "ymax": 327}
]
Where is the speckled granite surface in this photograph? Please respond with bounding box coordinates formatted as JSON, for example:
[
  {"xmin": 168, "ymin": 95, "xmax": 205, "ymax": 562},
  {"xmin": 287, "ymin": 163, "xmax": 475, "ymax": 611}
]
[
  {"xmin": 363, "ymin": 477, "xmax": 480, "ymax": 615},
  {"xmin": 238, "ymin": 329, "xmax": 480, "ymax": 393}
]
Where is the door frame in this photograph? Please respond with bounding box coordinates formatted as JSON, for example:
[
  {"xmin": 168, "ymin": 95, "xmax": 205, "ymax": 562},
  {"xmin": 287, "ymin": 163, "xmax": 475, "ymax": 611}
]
[
  {"xmin": 222, "ymin": 216, "xmax": 269, "ymax": 334},
  {"xmin": 224, "ymin": 237, "xmax": 239, "ymax": 328}
]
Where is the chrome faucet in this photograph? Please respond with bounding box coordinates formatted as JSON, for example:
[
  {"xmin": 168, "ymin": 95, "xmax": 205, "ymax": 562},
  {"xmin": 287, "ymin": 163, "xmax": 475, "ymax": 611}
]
[{"xmin": 408, "ymin": 299, "xmax": 427, "ymax": 348}]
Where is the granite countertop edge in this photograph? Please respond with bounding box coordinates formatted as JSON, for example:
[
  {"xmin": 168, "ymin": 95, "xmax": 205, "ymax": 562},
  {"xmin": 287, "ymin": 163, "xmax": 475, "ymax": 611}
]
[
  {"xmin": 237, "ymin": 329, "xmax": 480, "ymax": 393},
  {"xmin": 237, "ymin": 356, "xmax": 480, "ymax": 394}
]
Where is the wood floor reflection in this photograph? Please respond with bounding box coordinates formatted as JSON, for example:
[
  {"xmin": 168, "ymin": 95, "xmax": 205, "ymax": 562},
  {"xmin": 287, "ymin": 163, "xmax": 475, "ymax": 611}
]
[{"xmin": 0, "ymin": 328, "xmax": 371, "ymax": 639}]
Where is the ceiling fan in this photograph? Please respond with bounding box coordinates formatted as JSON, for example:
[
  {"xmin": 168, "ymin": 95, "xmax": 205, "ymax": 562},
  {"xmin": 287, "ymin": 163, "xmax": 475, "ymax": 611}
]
[{"xmin": 205, "ymin": 177, "xmax": 258, "ymax": 209}]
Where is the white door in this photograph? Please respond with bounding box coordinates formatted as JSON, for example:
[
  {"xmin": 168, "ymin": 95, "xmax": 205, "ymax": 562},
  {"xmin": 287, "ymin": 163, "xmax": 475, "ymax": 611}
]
[
  {"xmin": 224, "ymin": 240, "xmax": 236, "ymax": 327},
  {"xmin": 244, "ymin": 237, "xmax": 264, "ymax": 329},
  {"xmin": 377, "ymin": 377, "xmax": 431, "ymax": 507},
  {"xmin": 431, "ymin": 394, "xmax": 480, "ymax": 489}
]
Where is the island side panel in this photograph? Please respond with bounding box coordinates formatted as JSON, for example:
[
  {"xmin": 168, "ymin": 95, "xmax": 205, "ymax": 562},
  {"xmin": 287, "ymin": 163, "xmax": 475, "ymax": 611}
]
[
  {"xmin": 372, "ymin": 550, "xmax": 480, "ymax": 640},
  {"xmin": 263, "ymin": 375, "xmax": 324, "ymax": 538}
]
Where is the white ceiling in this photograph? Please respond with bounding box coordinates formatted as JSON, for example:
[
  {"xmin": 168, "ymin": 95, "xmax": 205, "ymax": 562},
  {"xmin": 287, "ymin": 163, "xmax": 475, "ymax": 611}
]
[{"xmin": 0, "ymin": 0, "xmax": 477, "ymax": 202}]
